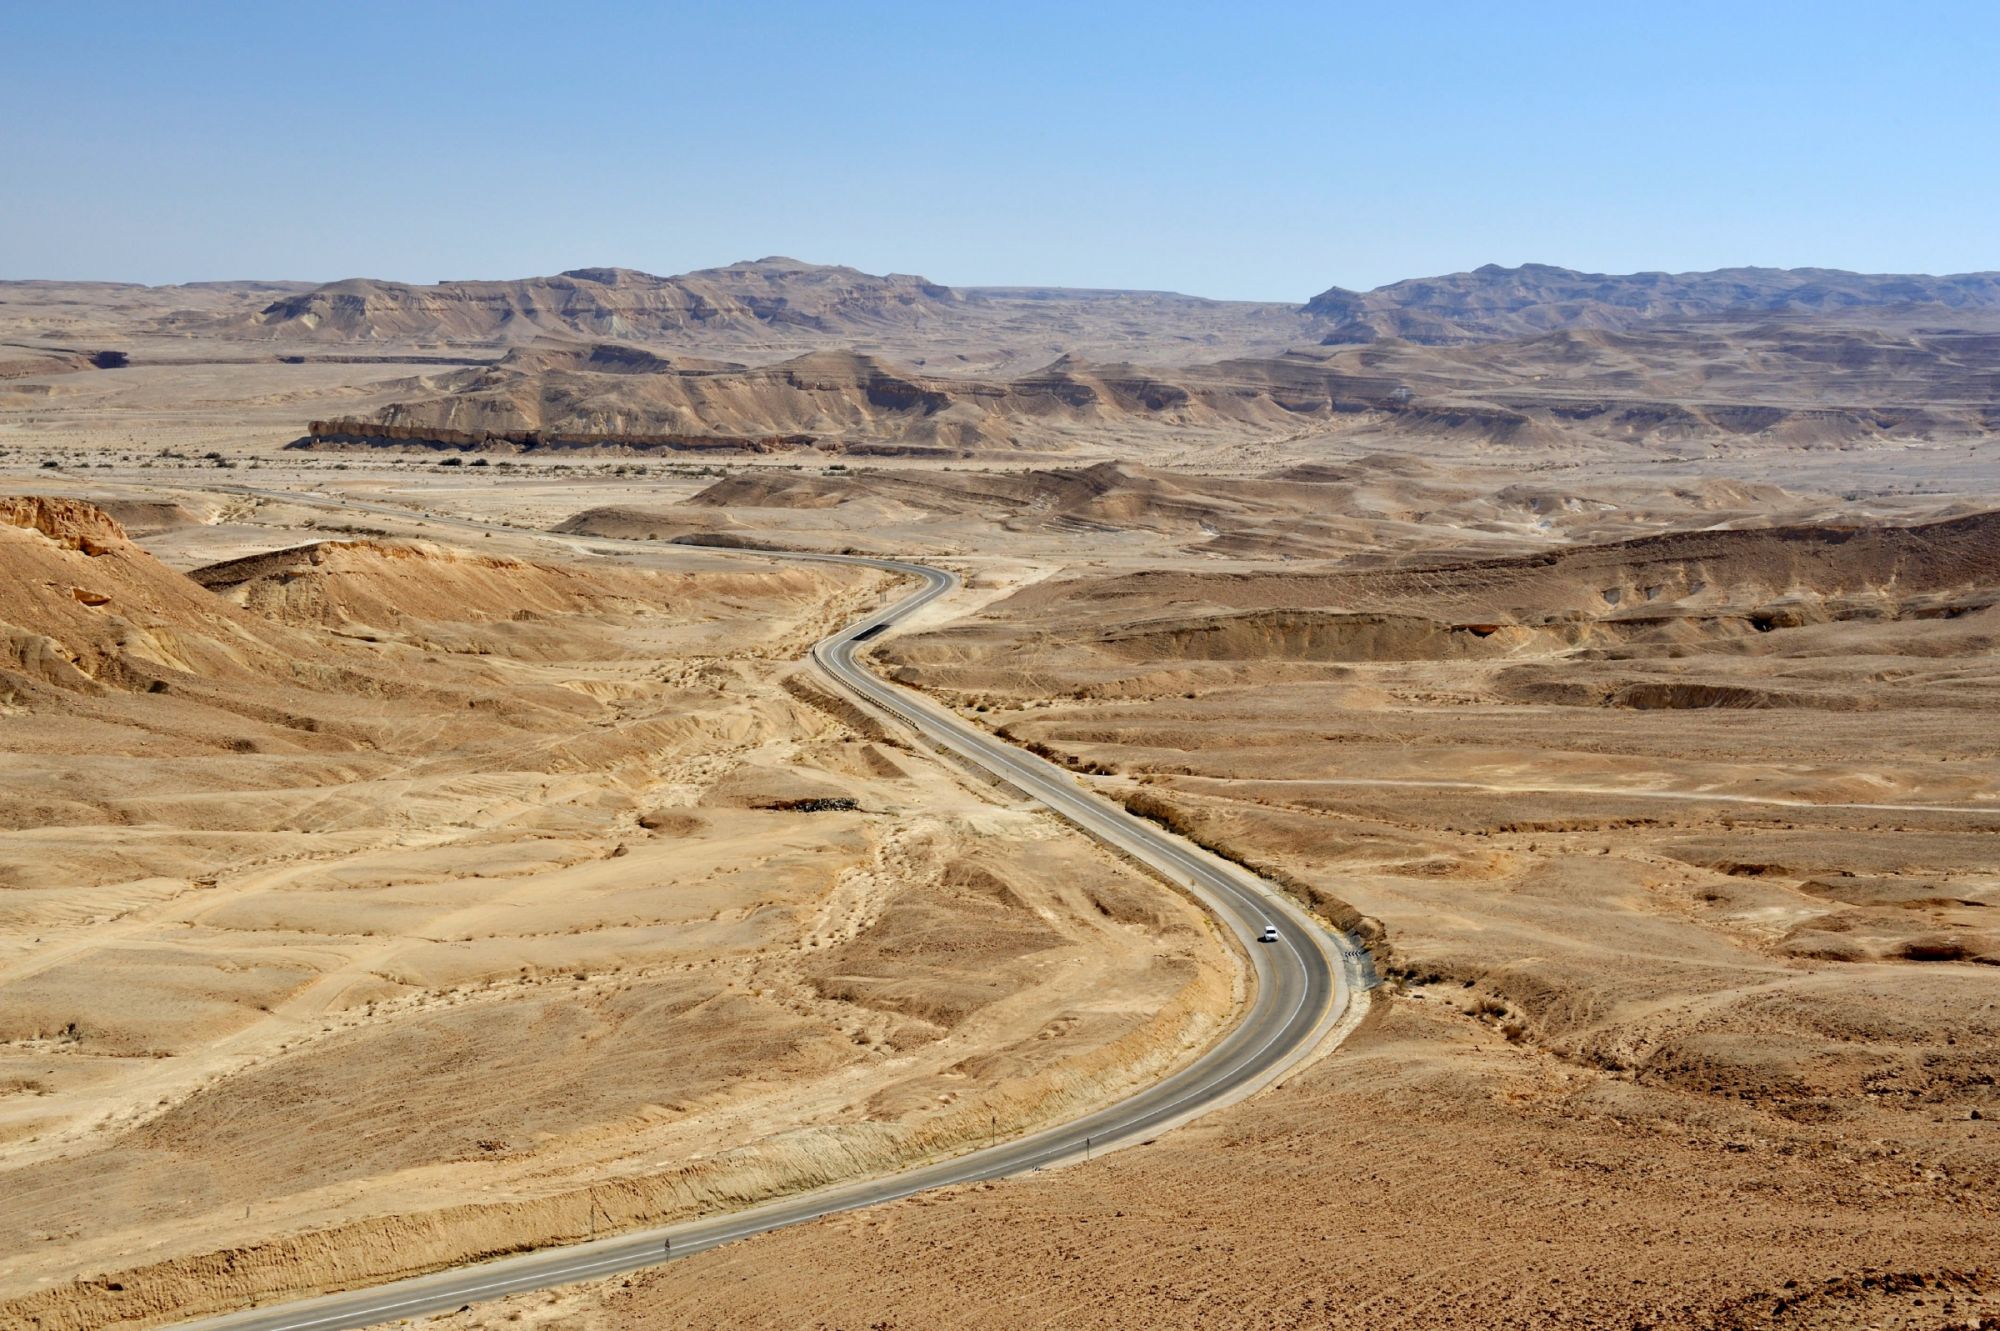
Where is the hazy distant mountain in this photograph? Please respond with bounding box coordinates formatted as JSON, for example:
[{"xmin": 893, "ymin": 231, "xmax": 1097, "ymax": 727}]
[
  {"xmin": 1305, "ymin": 263, "xmax": 2000, "ymax": 343},
  {"xmin": 228, "ymin": 258, "xmax": 963, "ymax": 343},
  {"xmin": 14, "ymin": 259, "xmax": 2000, "ymax": 374},
  {"xmin": 228, "ymin": 258, "xmax": 2000, "ymax": 352}
]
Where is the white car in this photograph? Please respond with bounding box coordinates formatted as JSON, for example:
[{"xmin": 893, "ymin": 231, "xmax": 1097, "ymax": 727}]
[{"xmin": 1258, "ymin": 924, "xmax": 1280, "ymax": 943}]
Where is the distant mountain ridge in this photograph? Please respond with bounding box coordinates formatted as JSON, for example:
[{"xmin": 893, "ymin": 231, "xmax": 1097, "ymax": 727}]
[
  {"xmin": 225, "ymin": 257, "xmax": 2000, "ymax": 349},
  {"xmin": 228, "ymin": 257, "xmax": 962, "ymax": 344},
  {"xmin": 1306, "ymin": 262, "xmax": 2000, "ymax": 343},
  {"xmin": 19, "ymin": 258, "xmax": 1999, "ymax": 362}
]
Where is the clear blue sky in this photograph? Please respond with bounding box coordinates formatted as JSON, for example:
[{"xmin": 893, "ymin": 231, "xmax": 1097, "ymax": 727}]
[{"xmin": 4, "ymin": 1, "xmax": 1995, "ymax": 298}]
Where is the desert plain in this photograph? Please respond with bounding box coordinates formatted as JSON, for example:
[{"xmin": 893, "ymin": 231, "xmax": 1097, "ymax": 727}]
[{"xmin": 1, "ymin": 260, "xmax": 1997, "ymax": 1330}]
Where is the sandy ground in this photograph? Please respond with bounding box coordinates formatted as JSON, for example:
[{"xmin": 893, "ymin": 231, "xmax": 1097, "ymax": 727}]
[
  {"xmin": 0, "ymin": 458, "xmax": 1238, "ymax": 1330},
  {"xmin": 2, "ymin": 325, "xmax": 1997, "ymax": 1330},
  {"xmin": 413, "ymin": 458, "xmax": 1998, "ymax": 1328},
  {"xmin": 413, "ymin": 995, "xmax": 1997, "ymax": 1330}
]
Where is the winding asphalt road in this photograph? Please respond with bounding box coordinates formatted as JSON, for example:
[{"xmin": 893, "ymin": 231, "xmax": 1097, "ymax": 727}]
[{"xmin": 170, "ymin": 496, "xmax": 1367, "ymax": 1331}]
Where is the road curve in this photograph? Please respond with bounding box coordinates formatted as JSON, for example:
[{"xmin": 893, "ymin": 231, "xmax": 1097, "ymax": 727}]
[{"xmin": 170, "ymin": 503, "xmax": 1367, "ymax": 1331}]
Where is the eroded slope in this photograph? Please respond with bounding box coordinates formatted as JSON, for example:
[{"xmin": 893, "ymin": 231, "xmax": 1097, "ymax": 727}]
[{"xmin": 0, "ymin": 498, "xmax": 1236, "ymax": 1331}]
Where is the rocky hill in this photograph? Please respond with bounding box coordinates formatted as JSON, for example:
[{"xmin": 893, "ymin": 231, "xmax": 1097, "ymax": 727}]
[
  {"xmin": 287, "ymin": 306, "xmax": 2000, "ymax": 457},
  {"xmin": 289, "ymin": 344, "xmax": 1419, "ymax": 454},
  {"xmin": 0, "ymin": 497, "xmax": 308, "ymax": 700}
]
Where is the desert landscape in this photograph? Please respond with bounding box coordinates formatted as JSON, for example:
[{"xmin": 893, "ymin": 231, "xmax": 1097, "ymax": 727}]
[{"xmin": 3, "ymin": 247, "xmax": 1997, "ymax": 1331}]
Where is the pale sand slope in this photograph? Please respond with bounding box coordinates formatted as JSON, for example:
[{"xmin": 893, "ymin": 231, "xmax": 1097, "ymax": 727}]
[{"xmin": 0, "ymin": 493, "xmax": 1236, "ymax": 1331}]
